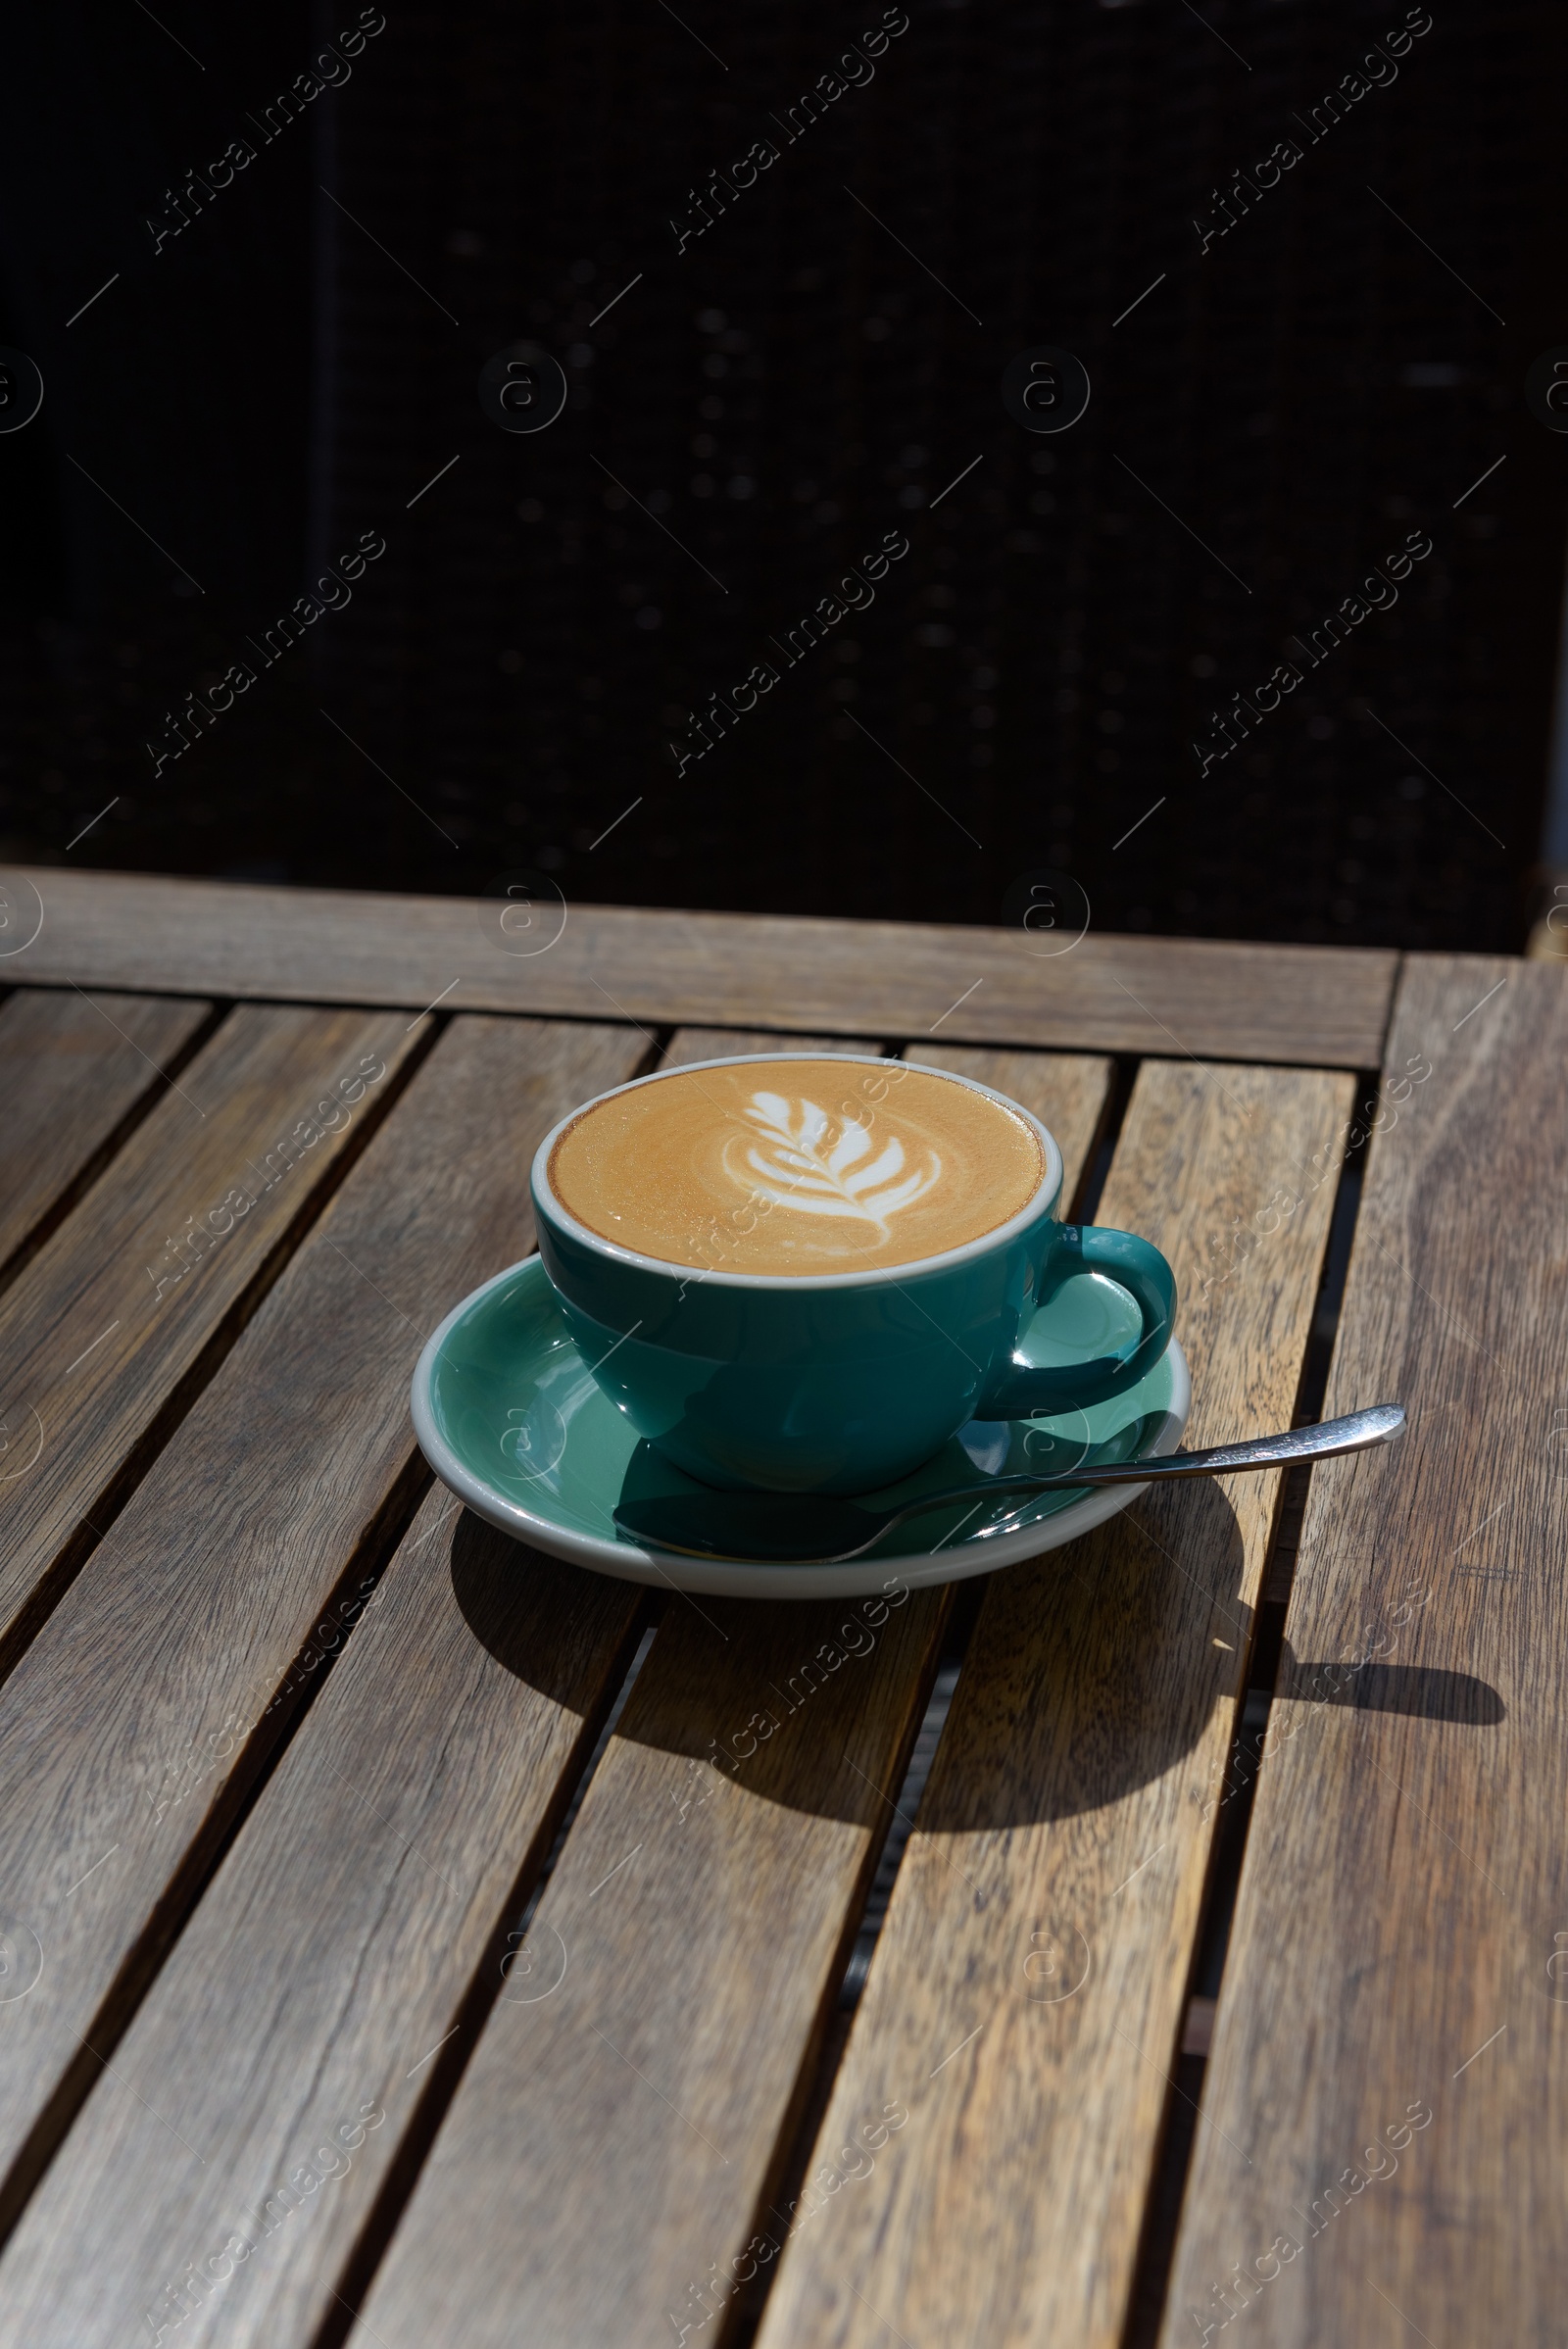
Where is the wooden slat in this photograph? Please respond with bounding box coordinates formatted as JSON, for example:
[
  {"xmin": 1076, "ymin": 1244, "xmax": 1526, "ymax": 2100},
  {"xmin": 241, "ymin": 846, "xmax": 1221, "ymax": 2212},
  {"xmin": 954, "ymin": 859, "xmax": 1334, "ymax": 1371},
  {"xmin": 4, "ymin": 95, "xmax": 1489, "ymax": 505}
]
[
  {"xmin": 4, "ymin": 864, "xmax": 1399, "ymax": 1067},
  {"xmin": 338, "ymin": 1049, "xmax": 1117, "ymax": 2349},
  {"xmin": 660, "ymin": 1026, "xmax": 870, "ymax": 1065},
  {"xmin": 350, "ymin": 1583, "xmax": 948, "ymax": 2348},
  {"xmin": 754, "ymin": 1054, "xmax": 1355, "ymax": 2349},
  {"xmin": 0, "ymin": 988, "xmax": 213, "ymax": 1278},
  {"xmin": 0, "ymin": 1014, "xmax": 647, "ymax": 2232},
  {"xmin": 0, "ymin": 1003, "xmax": 420, "ymax": 1675},
  {"xmin": 0, "ymin": 1027, "xmax": 1077, "ymax": 2349},
  {"xmin": 0, "ymin": 1489, "xmax": 642, "ymax": 2349},
  {"xmin": 1159, "ymin": 957, "xmax": 1568, "ymax": 2349}
]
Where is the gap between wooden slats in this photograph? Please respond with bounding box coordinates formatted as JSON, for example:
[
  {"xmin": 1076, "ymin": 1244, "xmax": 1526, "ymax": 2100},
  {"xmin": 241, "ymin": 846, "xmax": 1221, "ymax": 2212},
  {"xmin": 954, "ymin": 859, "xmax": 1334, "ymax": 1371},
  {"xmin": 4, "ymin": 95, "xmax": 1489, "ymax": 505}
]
[
  {"xmin": 0, "ymin": 1003, "xmax": 439, "ymax": 1682},
  {"xmin": 750, "ymin": 1055, "xmax": 1354, "ymax": 2349},
  {"xmin": 0, "ymin": 1019, "xmax": 906, "ymax": 2339},
  {"xmin": 1121, "ymin": 1104, "xmax": 1374, "ymax": 2346},
  {"xmin": 316, "ymin": 1043, "xmax": 1116, "ymax": 2349},
  {"xmin": 0, "ymin": 1486, "xmax": 650, "ymax": 2349},
  {"xmin": 0, "ymin": 988, "xmax": 223, "ymax": 1291},
  {"xmin": 1158, "ymin": 957, "xmax": 1566, "ymax": 2349},
  {"xmin": 0, "ymin": 1013, "xmax": 650, "ymax": 2269},
  {"xmin": 705, "ymin": 1044, "xmax": 1136, "ymax": 2348}
]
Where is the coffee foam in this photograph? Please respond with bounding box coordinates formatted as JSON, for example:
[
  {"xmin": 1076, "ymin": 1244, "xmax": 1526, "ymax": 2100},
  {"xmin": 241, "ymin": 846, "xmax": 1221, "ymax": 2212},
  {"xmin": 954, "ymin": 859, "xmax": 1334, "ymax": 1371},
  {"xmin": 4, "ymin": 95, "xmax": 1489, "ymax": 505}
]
[{"xmin": 548, "ymin": 1057, "xmax": 1047, "ymax": 1275}]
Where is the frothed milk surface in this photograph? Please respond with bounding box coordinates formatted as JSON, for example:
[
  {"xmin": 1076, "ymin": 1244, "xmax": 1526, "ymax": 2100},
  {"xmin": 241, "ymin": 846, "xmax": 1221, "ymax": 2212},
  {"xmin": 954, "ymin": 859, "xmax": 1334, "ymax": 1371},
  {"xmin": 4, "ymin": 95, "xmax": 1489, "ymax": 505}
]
[{"xmin": 548, "ymin": 1058, "xmax": 1046, "ymax": 1274}]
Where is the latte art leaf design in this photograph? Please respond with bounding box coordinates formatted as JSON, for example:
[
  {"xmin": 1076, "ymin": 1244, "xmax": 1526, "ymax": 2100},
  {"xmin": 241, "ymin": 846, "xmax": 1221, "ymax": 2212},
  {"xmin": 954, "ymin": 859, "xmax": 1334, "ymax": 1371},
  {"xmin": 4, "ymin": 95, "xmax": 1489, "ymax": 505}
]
[{"xmin": 732, "ymin": 1092, "xmax": 941, "ymax": 1239}]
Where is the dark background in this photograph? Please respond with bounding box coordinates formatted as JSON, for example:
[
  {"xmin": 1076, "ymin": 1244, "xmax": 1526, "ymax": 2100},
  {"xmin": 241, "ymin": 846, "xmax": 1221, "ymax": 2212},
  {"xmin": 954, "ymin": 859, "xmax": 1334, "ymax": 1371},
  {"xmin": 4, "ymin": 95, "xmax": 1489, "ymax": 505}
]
[{"xmin": 1, "ymin": 0, "xmax": 1564, "ymax": 947}]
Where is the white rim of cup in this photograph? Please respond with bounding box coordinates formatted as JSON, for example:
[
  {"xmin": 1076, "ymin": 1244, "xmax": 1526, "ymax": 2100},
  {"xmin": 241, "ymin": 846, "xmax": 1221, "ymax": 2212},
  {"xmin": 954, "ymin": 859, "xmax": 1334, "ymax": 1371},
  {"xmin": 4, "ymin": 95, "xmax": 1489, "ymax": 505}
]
[{"xmin": 529, "ymin": 1051, "xmax": 1066, "ymax": 1293}]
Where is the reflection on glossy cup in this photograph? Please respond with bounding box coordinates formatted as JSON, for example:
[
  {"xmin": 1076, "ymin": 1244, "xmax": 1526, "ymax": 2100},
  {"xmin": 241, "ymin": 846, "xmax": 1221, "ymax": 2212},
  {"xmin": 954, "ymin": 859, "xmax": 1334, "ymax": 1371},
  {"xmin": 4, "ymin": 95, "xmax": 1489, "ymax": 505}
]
[{"xmin": 531, "ymin": 1053, "xmax": 1175, "ymax": 1494}]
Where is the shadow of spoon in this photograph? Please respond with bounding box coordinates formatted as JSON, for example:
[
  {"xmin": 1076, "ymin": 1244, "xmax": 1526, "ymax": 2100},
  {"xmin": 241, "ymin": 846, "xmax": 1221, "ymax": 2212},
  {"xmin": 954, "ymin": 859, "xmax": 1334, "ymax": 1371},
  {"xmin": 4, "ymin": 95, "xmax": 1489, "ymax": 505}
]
[{"xmin": 612, "ymin": 1404, "xmax": 1404, "ymax": 1565}]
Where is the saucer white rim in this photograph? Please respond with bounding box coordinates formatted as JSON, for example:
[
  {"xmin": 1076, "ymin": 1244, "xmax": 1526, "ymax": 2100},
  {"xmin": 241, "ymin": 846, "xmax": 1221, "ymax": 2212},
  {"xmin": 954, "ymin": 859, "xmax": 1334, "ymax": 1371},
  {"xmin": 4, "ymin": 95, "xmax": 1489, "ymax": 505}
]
[{"xmin": 410, "ymin": 1258, "xmax": 1191, "ymax": 1600}]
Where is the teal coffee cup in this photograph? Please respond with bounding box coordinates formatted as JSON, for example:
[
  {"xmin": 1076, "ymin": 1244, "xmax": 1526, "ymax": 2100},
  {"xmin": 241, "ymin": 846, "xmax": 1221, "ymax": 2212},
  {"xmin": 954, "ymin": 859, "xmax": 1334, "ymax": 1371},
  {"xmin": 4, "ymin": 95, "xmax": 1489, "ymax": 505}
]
[{"xmin": 530, "ymin": 1053, "xmax": 1176, "ymax": 1495}]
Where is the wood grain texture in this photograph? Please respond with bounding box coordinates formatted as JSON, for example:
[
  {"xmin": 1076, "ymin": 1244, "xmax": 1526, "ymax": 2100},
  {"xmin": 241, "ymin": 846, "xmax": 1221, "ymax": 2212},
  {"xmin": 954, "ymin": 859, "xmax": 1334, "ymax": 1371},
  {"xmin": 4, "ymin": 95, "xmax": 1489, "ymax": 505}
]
[
  {"xmin": 0, "ymin": 1015, "xmax": 646, "ymax": 2229},
  {"xmin": 342, "ymin": 1050, "xmax": 1119, "ymax": 2349},
  {"xmin": 0, "ymin": 988, "xmax": 213, "ymax": 1279},
  {"xmin": 1159, "ymin": 957, "xmax": 1568, "ymax": 2349},
  {"xmin": 0, "ymin": 1003, "xmax": 419, "ymax": 1674},
  {"xmin": 755, "ymin": 1055, "xmax": 1356, "ymax": 2349},
  {"xmin": 4, "ymin": 864, "xmax": 1398, "ymax": 1066},
  {"xmin": 0, "ymin": 1488, "xmax": 643, "ymax": 2349},
  {"xmin": 349, "ymin": 1584, "xmax": 951, "ymax": 2349}
]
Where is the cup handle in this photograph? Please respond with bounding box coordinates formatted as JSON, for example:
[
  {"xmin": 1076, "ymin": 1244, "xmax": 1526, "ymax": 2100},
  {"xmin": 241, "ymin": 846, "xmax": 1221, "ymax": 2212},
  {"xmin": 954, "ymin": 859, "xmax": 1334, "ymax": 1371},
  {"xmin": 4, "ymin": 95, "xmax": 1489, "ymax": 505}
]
[{"xmin": 977, "ymin": 1224, "xmax": 1177, "ymax": 1417}]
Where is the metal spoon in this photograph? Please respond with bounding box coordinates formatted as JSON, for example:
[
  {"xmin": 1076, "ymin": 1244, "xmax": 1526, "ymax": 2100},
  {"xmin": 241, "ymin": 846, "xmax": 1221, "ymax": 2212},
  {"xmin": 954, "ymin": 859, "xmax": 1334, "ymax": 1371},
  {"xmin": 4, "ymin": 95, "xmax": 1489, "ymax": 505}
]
[{"xmin": 612, "ymin": 1403, "xmax": 1404, "ymax": 1565}]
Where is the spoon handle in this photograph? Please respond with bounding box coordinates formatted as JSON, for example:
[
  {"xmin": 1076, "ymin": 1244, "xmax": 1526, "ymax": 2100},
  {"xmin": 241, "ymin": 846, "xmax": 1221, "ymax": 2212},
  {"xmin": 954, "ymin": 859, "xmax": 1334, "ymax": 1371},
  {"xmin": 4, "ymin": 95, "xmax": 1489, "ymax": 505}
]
[{"xmin": 984, "ymin": 1402, "xmax": 1404, "ymax": 1494}]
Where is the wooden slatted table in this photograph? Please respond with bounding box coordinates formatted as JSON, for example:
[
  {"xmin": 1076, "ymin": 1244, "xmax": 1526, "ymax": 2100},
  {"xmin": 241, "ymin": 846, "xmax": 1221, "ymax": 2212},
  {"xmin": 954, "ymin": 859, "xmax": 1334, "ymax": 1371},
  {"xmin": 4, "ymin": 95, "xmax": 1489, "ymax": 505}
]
[{"xmin": 0, "ymin": 867, "xmax": 1554, "ymax": 2349}]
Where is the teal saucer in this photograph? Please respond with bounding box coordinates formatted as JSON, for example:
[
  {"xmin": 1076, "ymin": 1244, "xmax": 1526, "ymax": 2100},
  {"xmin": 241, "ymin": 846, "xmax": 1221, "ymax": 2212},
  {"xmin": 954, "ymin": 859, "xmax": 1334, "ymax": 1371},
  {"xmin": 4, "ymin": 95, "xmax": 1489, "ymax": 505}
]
[{"xmin": 411, "ymin": 1256, "xmax": 1189, "ymax": 1599}]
